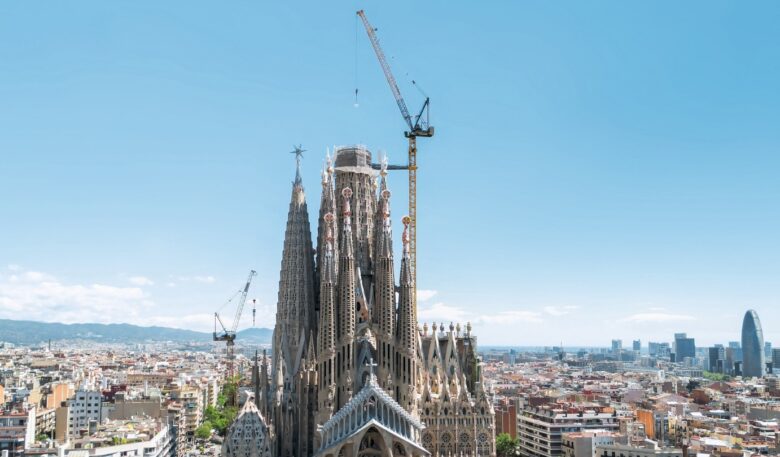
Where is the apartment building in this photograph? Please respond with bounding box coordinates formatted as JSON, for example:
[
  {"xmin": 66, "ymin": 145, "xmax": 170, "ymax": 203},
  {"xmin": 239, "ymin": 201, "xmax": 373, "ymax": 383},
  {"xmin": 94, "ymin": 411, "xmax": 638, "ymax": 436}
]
[
  {"xmin": 168, "ymin": 386, "xmax": 202, "ymax": 439},
  {"xmin": 518, "ymin": 407, "xmax": 620, "ymax": 457},
  {"xmin": 67, "ymin": 389, "xmax": 103, "ymax": 437},
  {"xmin": 562, "ymin": 430, "xmax": 619, "ymax": 457},
  {"xmin": 595, "ymin": 443, "xmax": 682, "ymax": 457},
  {"xmin": 0, "ymin": 408, "xmax": 36, "ymax": 457}
]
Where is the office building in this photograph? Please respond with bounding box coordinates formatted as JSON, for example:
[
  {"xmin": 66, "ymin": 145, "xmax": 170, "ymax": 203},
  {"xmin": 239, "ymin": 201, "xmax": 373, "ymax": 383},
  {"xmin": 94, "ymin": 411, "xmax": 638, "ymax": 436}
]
[
  {"xmin": 673, "ymin": 334, "xmax": 695, "ymax": 363},
  {"xmin": 648, "ymin": 342, "xmax": 670, "ymax": 359},
  {"xmin": 612, "ymin": 340, "xmax": 622, "ymax": 356},
  {"xmin": 708, "ymin": 346, "xmax": 724, "ymax": 373},
  {"xmin": 742, "ymin": 309, "xmax": 766, "ymax": 378}
]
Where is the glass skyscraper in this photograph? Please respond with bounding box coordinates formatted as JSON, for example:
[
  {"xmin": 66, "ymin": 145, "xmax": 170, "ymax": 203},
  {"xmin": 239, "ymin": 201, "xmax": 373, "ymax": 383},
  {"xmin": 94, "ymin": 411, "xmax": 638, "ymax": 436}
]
[{"xmin": 741, "ymin": 309, "xmax": 765, "ymax": 378}]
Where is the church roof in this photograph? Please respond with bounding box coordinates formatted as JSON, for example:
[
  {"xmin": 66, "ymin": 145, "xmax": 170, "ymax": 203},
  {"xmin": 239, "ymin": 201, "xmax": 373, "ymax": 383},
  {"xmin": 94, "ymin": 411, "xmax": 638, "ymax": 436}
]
[
  {"xmin": 223, "ymin": 400, "xmax": 272, "ymax": 457},
  {"xmin": 316, "ymin": 371, "xmax": 426, "ymax": 454}
]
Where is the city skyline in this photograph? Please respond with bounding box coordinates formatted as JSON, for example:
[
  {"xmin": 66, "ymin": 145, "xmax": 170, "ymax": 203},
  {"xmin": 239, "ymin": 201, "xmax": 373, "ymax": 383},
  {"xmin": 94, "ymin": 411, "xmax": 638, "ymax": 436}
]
[{"xmin": 2, "ymin": 1, "xmax": 780, "ymax": 346}]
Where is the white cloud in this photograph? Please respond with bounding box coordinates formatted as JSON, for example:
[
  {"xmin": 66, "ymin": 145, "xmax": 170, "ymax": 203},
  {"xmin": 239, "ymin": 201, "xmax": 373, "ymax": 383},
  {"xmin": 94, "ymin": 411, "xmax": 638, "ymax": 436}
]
[
  {"xmin": 175, "ymin": 275, "xmax": 216, "ymax": 284},
  {"xmin": 0, "ymin": 266, "xmax": 269, "ymax": 333},
  {"xmin": 620, "ymin": 312, "xmax": 695, "ymax": 323},
  {"xmin": 146, "ymin": 313, "xmax": 215, "ymax": 330},
  {"xmin": 416, "ymin": 289, "xmax": 438, "ymax": 302},
  {"xmin": 418, "ymin": 302, "xmax": 472, "ymax": 323},
  {"xmin": 128, "ymin": 276, "xmax": 154, "ymax": 286},
  {"xmin": 0, "ymin": 267, "xmax": 154, "ymax": 324},
  {"xmin": 543, "ymin": 305, "xmax": 580, "ymax": 316},
  {"xmin": 418, "ymin": 302, "xmax": 543, "ymax": 327},
  {"xmin": 7, "ymin": 264, "xmax": 22, "ymax": 272},
  {"xmin": 477, "ymin": 310, "xmax": 543, "ymax": 324}
]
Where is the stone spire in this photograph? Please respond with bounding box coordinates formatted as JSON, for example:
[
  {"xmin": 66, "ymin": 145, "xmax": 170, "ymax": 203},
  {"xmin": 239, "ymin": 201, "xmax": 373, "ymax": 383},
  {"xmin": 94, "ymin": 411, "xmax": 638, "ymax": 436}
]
[
  {"xmin": 271, "ymin": 152, "xmax": 316, "ymax": 457},
  {"xmin": 374, "ymin": 191, "xmax": 395, "ymax": 332},
  {"xmin": 259, "ymin": 349, "xmax": 269, "ymax": 418},
  {"xmin": 373, "ymin": 187, "xmax": 396, "ymax": 391},
  {"xmin": 274, "ymin": 154, "xmax": 317, "ymax": 372},
  {"xmin": 373, "ymin": 162, "xmax": 389, "ymax": 263},
  {"xmin": 337, "ymin": 187, "xmax": 357, "ymax": 408},
  {"xmin": 317, "ymin": 212, "xmax": 337, "ymax": 356},
  {"xmin": 396, "ymin": 216, "xmax": 418, "ymax": 413},
  {"xmin": 316, "ymin": 212, "xmax": 338, "ymax": 426},
  {"xmin": 397, "ymin": 216, "xmax": 416, "ymax": 352},
  {"xmin": 338, "ymin": 187, "xmax": 357, "ymax": 341},
  {"xmin": 316, "ymin": 152, "xmax": 338, "ymax": 289},
  {"xmin": 253, "ymin": 351, "xmax": 260, "ymax": 407}
]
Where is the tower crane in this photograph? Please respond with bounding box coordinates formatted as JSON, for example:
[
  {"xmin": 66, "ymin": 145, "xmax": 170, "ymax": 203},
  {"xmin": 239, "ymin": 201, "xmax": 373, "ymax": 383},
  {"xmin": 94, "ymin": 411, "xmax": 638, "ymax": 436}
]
[
  {"xmin": 213, "ymin": 269, "xmax": 257, "ymax": 380},
  {"xmin": 357, "ymin": 10, "xmax": 434, "ymax": 309}
]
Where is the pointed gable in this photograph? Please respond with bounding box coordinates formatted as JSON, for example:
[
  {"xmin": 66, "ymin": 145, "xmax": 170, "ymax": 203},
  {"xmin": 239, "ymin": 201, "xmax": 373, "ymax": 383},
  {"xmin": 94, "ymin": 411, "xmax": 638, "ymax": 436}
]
[
  {"xmin": 222, "ymin": 400, "xmax": 272, "ymax": 457},
  {"xmin": 315, "ymin": 373, "xmax": 429, "ymax": 457}
]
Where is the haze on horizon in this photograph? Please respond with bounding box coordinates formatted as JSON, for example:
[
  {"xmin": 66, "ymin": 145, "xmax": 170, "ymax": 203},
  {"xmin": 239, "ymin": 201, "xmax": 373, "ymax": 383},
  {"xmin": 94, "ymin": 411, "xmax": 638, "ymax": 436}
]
[{"xmin": 1, "ymin": 1, "xmax": 779, "ymax": 346}]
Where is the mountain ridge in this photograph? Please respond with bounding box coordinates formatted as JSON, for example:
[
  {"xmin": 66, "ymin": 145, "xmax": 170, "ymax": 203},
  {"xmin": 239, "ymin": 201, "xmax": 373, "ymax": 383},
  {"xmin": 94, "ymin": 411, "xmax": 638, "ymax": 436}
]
[{"xmin": 0, "ymin": 318, "xmax": 272, "ymax": 346}]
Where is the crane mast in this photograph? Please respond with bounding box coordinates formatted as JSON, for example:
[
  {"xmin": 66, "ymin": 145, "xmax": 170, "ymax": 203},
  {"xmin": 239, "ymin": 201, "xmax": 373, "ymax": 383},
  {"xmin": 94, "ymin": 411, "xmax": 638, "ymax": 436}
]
[
  {"xmin": 357, "ymin": 10, "xmax": 434, "ymax": 311},
  {"xmin": 213, "ymin": 269, "xmax": 257, "ymax": 382}
]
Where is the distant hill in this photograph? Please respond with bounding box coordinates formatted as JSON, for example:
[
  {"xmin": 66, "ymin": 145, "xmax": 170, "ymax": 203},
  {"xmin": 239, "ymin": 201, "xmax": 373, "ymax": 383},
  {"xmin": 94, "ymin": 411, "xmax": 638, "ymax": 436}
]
[
  {"xmin": 237, "ymin": 327, "xmax": 274, "ymax": 344},
  {"xmin": 0, "ymin": 319, "xmax": 273, "ymax": 346}
]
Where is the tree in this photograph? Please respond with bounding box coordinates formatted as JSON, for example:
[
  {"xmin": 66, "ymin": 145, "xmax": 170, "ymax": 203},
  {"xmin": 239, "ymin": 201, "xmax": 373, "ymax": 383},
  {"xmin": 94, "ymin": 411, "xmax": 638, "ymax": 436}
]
[
  {"xmin": 195, "ymin": 421, "xmax": 213, "ymax": 440},
  {"xmin": 203, "ymin": 403, "xmax": 238, "ymax": 436},
  {"xmin": 496, "ymin": 433, "xmax": 518, "ymax": 457}
]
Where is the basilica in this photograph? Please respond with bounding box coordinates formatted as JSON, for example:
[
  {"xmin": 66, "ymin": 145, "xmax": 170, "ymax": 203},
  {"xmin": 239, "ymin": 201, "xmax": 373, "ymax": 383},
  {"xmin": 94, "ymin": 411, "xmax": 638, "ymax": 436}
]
[{"xmin": 241, "ymin": 146, "xmax": 495, "ymax": 456}]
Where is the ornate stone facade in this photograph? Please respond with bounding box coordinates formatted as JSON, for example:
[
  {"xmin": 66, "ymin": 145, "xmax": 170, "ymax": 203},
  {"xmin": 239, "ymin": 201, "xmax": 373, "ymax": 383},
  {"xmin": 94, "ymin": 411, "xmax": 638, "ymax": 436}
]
[
  {"xmin": 223, "ymin": 400, "xmax": 273, "ymax": 457},
  {"xmin": 256, "ymin": 146, "xmax": 495, "ymax": 456}
]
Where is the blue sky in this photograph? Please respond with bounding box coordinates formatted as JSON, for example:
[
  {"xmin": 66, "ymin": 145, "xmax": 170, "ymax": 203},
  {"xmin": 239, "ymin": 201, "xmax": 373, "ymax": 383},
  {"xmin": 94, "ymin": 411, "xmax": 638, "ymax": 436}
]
[{"xmin": 1, "ymin": 1, "xmax": 779, "ymax": 346}]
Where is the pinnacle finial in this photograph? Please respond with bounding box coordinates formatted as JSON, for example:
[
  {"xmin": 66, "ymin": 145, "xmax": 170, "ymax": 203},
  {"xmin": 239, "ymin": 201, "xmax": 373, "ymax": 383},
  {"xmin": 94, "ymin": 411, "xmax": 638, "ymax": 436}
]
[
  {"xmin": 326, "ymin": 149, "xmax": 333, "ymax": 176},
  {"xmin": 324, "ymin": 212, "xmax": 335, "ymax": 252},
  {"xmin": 290, "ymin": 144, "xmax": 306, "ymax": 184},
  {"xmin": 401, "ymin": 215, "xmax": 411, "ymax": 256},
  {"xmin": 342, "ymin": 188, "xmax": 353, "ymax": 229},
  {"xmin": 381, "ymin": 190, "xmax": 392, "ymax": 224}
]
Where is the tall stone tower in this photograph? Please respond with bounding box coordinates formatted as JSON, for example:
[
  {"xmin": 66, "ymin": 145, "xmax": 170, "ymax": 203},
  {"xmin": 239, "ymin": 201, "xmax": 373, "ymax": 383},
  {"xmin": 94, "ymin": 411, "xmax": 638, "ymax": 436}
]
[
  {"xmin": 270, "ymin": 146, "xmax": 495, "ymax": 457},
  {"xmin": 271, "ymin": 159, "xmax": 318, "ymax": 457}
]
